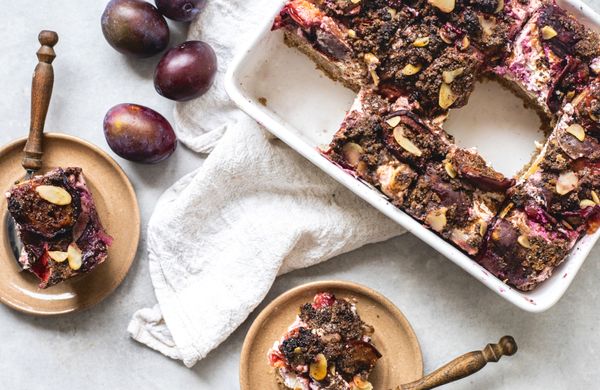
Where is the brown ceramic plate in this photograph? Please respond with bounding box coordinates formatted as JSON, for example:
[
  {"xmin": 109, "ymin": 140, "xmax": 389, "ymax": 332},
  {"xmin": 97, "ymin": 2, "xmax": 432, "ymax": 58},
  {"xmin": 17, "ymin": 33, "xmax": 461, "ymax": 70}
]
[
  {"xmin": 240, "ymin": 280, "xmax": 423, "ymax": 389},
  {"xmin": 0, "ymin": 133, "xmax": 140, "ymax": 315}
]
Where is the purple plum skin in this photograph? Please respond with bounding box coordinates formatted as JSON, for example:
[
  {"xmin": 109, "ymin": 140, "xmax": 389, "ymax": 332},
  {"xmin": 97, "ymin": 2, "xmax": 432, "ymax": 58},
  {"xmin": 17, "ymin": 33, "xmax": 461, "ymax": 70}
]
[
  {"xmin": 155, "ymin": 0, "xmax": 206, "ymax": 22},
  {"xmin": 101, "ymin": 0, "xmax": 169, "ymax": 58},
  {"xmin": 154, "ymin": 41, "xmax": 217, "ymax": 101},
  {"xmin": 103, "ymin": 104, "xmax": 177, "ymax": 164}
]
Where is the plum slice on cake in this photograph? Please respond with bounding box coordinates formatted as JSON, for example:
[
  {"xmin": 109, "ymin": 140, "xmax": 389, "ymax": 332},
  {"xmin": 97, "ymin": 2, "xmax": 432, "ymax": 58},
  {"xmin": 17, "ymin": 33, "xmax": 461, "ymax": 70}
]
[
  {"xmin": 6, "ymin": 167, "xmax": 112, "ymax": 288},
  {"xmin": 268, "ymin": 292, "xmax": 381, "ymax": 390}
]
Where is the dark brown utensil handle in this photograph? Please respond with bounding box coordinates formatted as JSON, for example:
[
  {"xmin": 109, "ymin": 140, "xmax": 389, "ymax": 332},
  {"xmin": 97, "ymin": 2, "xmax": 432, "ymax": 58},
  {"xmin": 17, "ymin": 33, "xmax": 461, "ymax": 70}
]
[
  {"xmin": 399, "ymin": 336, "xmax": 517, "ymax": 390},
  {"xmin": 22, "ymin": 30, "xmax": 58, "ymax": 171}
]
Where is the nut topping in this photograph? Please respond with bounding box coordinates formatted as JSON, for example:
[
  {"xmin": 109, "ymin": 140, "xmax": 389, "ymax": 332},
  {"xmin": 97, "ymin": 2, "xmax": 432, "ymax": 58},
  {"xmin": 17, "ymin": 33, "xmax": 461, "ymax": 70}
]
[
  {"xmin": 460, "ymin": 36, "xmax": 470, "ymax": 50},
  {"xmin": 386, "ymin": 116, "xmax": 401, "ymax": 128},
  {"xmin": 425, "ymin": 208, "xmax": 447, "ymax": 232},
  {"xmin": 428, "ymin": 0, "xmax": 455, "ymax": 13},
  {"xmin": 517, "ymin": 235, "xmax": 532, "ymax": 249},
  {"xmin": 48, "ymin": 251, "xmax": 68, "ymax": 263},
  {"xmin": 580, "ymin": 199, "xmax": 596, "ymax": 208},
  {"xmin": 413, "ymin": 37, "xmax": 430, "ymax": 47},
  {"xmin": 439, "ymin": 83, "xmax": 458, "ymax": 109},
  {"xmin": 364, "ymin": 53, "xmax": 380, "ymax": 86},
  {"xmin": 342, "ymin": 142, "xmax": 364, "ymax": 166},
  {"xmin": 67, "ymin": 243, "xmax": 83, "ymax": 271},
  {"xmin": 444, "ymin": 160, "xmax": 457, "ymax": 178},
  {"xmin": 541, "ymin": 25, "xmax": 557, "ymax": 40},
  {"xmin": 309, "ymin": 353, "xmax": 328, "ymax": 381},
  {"xmin": 347, "ymin": 29, "xmax": 357, "ymax": 38},
  {"xmin": 402, "ymin": 63, "xmax": 422, "ymax": 76},
  {"xmin": 495, "ymin": 0, "xmax": 504, "ymax": 13},
  {"xmin": 442, "ymin": 67, "xmax": 464, "ymax": 84},
  {"xmin": 566, "ymin": 124, "xmax": 585, "ymax": 141},
  {"xmin": 35, "ymin": 185, "xmax": 72, "ymax": 206},
  {"xmin": 556, "ymin": 171, "xmax": 578, "ymax": 195},
  {"xmin": 592, "ymin": 190, "xmax": 600, "ymax": 205},
  {"xmin": 393, "ymin": 127, "xmax": 423, "ymax": 156}
]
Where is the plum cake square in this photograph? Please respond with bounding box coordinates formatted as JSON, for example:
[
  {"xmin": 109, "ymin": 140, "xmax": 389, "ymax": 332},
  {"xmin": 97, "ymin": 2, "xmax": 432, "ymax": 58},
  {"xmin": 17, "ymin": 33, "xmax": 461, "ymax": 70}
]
[
  {"xmin": 274, "ymin": 0, "xmax": 600, "ymax": 291},
  {"xmin": 267, "ymin": 292, "xmax": 381, "ymax": 390},
  {"xmin": 6, "ymin": 167, "xmax": 112, "ymax": 288}
]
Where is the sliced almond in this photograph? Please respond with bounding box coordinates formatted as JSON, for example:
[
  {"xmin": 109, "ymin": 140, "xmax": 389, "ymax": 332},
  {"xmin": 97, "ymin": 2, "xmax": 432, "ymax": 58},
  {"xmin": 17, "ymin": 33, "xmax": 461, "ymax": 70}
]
[
  {"xmin": 566, "ymin": 123, "xmax": 585, "ymax": 142},
  {"xmin": 479, "ymin": 221, "xmax": 488, "ymax": 237},
  {"xmin": 478, "ymin": 15, "xmax": 496, "ymax": 36},
  {"xmin": 393, "ymin": 127, "xmax": 422, "ymax": 156},
  {"xmin": 48, "ymin": 251, "xmax": 68, "ymax": 263},
  {"xmin": 413, "ymin": 36, "xmax": 430, "ymax": 47},
  {"xmin": 580, "ymin": 199, "xmax": 596, "ymax": 208},
  {"xmin": 571, "ymin": 90, "xmax": 588, "ymax": 107},
  {"xmin": 388, "ymin": 7, "xmax": 397, "ymax": 17},
  {"xmin": 442, "ymin": 67, "xmax": 464, "ymax": 84},
  {"xmin": 67, "ymin": 243, "xmax": 83, "ymax": 271},
  {"xmin": 499, "ymin": 202, "xmax": 513, "ymax": 219},
  {"xmin": 517, "ymin": 234, "xmax": 532, "ymax": 249},
  {"xmin": 460, "ymin": 36, "xmax": 470, "ymax": 50},
  {"xmin": 495, "ymin": 0, "xmax": 504, "ymax": 13},
  {"xmin": 592, "ymin": 190, "xmax": 600, "ymax": 205},
  {"xmin": 444, "ymin": 160, "xmax": 457, "ymax": 178},
  {"xmin": 309, "ymin": 354, "xmax": 328, "ymax": 381},
  {"xmin": 342, "ymin": 142, "xmax": 364, "ymax": 166},
  {"xmin": 350, "ymin": 0, "xmax": 361, "ymax": 3},
  {"xmin": 364, "ymin": 53, "xmax": 380, "ymax": 86},
  {"xmin": 402, "ymin": 63, "xmax": 422, "ymax": 76},
  {"xmin": 439, "ymin": 83, "xmax": 458, "ymax": 109},
  {"xmin": 428, "ymin": 0, "xmax": 455, "ymax": 13},
  {"xmin": 35, "ymin": 185, "xmax": 72, "ymax": 206},
  {"xmin": 439, "ymin": 29, "xmax": 453, "ymax": 44},
  {"xmin": 347, "ymin": 29, "xmax": 357, "ymax": 38},
  {"xmin": 541, "ymin": 25, "xmax": 557, "ymax": 40},
  {"xmin": 426, "ymin": 208, "xmax": 447, "ymax": 232},
  {"xmin": 353, "ymin": 376, "xmax": 374, "ymax": 390},
  {"xmin": 556, "ymin": 171, "xmax": 579, "ymax": 195},
  {"xmin": 386, "ymin": 116, "xmax": 401, "ymax": 128}
]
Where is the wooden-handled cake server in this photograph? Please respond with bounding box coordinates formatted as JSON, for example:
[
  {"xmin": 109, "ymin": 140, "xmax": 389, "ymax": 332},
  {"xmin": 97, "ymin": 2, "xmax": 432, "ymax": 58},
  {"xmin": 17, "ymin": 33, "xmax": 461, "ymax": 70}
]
[
  {"xmin": 6, "ymin": 30, "xmax": 58, "ymax": 266},
  {"xmin": 398, "ymin": 336, "xmax": 517, "ymax": 390}
]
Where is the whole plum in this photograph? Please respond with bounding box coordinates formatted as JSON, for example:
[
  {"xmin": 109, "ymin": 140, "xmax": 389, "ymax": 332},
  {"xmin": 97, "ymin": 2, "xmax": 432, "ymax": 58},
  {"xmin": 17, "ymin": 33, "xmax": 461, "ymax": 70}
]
[
  {"xmin": 155, "ymin": 0, "xmax": 206, "ymax": 22},
  {"xmin": 103, "ymin": 103, "xmax": 177, "ymax": 163},
  {"xmin": 101, "ymin": 0, "xmax": 169, "ymax": 58},
  {"xmin": 154, "ymin": 41, "xmax": 217, "ymax": 101}
]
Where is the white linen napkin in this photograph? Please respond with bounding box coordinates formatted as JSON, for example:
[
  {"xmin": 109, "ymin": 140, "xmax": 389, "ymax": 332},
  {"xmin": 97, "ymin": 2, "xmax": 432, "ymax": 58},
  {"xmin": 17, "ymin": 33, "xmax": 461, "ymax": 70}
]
[{"xmin": 127, "ymin": 0, "xmax": 404, "ymax": 367}]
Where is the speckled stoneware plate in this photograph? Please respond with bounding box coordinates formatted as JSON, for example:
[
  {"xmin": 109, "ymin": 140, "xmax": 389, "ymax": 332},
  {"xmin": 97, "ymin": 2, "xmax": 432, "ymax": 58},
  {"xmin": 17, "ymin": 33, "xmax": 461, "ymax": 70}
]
[
  {"xmin": 0, "ymin": 133, "xmax": 140, "ymax": 315},
  {"xmin": 240, "ymin": 281, "xmax": 423, "ymax": 390}
]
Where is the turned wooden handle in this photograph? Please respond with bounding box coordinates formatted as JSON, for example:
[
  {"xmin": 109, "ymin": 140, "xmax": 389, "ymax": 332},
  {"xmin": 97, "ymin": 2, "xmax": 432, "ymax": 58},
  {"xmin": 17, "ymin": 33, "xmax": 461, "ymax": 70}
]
[
  {"xmin": 399, "ymin": 336, "xmax": 517, "ymax": 390},
  {"xmin": 22, "ymin": 30, "xmax": 58, "ymax": 172}
]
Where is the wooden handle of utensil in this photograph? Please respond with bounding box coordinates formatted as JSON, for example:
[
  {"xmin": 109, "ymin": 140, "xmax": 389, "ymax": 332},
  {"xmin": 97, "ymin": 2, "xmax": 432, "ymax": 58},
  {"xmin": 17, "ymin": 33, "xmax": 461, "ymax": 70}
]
[
  {"xmin": 22, "ymin": 30, "xmax": 58, "ymax": 171},
  {"xmin": 399, "ymin": 336, "xmax": 517, "ymax": 390}
]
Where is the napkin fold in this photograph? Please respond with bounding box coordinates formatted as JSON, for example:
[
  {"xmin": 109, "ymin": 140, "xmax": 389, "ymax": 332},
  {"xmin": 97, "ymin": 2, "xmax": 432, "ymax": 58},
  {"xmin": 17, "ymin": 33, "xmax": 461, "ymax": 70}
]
[{"xmin": 128, "ymin": 0, "xmax": 404, "ymax": 367}]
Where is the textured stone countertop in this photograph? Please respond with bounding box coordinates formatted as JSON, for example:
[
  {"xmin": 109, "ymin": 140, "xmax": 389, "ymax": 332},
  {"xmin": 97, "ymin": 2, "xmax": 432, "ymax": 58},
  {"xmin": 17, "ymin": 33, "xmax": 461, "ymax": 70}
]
[{"xmin": 1, "ymin": 1, "xmax": 599, "ymax": 389}]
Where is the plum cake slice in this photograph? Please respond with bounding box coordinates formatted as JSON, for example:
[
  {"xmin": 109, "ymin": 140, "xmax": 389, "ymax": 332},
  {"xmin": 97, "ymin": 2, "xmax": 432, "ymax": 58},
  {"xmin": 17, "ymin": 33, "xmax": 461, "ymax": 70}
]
[
  {"xmin": 267, "ymin": 292, "xmax": 381, "ymax": 390},
  {"xmin": 6, "ymin": 167, "xmax": 112, "ymax": 288}
]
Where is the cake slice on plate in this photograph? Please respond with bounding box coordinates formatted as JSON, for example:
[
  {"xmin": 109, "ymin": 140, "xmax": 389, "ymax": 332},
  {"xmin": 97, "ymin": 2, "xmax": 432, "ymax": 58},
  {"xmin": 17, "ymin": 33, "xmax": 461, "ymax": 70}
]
[
  {"xmin": 267, "ymin": 292, "xmax": 381, "ymax": 390},
  {"xmin": 6, "ymin": 167, "xmax": 112, "ymax": 288}
]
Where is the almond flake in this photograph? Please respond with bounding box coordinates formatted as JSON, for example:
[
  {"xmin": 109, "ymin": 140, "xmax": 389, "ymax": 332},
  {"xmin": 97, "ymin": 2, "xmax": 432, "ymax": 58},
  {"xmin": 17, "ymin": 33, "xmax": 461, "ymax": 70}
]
[
  {"xmin": 428, "ymin": 0, "xmax": 455, "ymax": 13},
  {"xmin": 517, "ymin": 235, "xmax": 532, "ymax": 249},
  {"xmin": 442, "ymin": 67, "xmax": 465, "ymax": 84},
  {"xmin": 48, "ymin": 251, "xmax": 68, "ymax": 262},
  {"xmin": 495, "ymin": 0, "xmax": 504, "ymax": 13},
  {"xmin": 67, "ymin": 243, "xmax": 83, "ymax": 271},
  {"xmin": 499, "ymin": 202, "xmax": 513, "ymax": 219},
  {"xmin": 580, "ymin": 199, "xmax": 596, "ymax": 208},
  {"xmin": 439, "ymin": 83, "xmax": 458, "ymax": 109},
  {"xmin": 413, "ymin": 37, "xmax": 430, "ymax": 47},
  {"xmin": 541, "ymin": 25, "xmax": 557, "ymax": 40},
  {"xmin": 393, "ymin": 127, "xmax": 422, "ymax": 156},
  {"xmin": 402, "ymin": 63, "xmax": 422, "ymax": 76},
  {"xmin": 444, "ymin": 160, "xmax": 457, "ymax": 178},
  {"xmin": 460, "ymin": 36, "xmax": 470, "ymax": 50},
  {"xmin": 566, "ymin": 124, "xmax": 585, "ymax": 142},
  {"xmin": 386, "ymin": 116, "xmax": 401, "ymax": 127},
  {"xmin": 426, "ymin": 208, "xmax": 447, "ymax": 232},
  {"xmin": 556, "ymin": 171, "xmax": 579, "ymax": 195},
  {"xmin": 35, "ymin": 185, "xmax": 72, "ymax": 206},
  {"xmin": 347, "ymin": 29, "xmax": 356, "ymax": 38},
  {"xmin": 342, "ymin": 142, "xmax": 364, "ymax": 166},
  {"xmin": 592, "ymin": 190, "xmax": 600, "ymax": 205}
]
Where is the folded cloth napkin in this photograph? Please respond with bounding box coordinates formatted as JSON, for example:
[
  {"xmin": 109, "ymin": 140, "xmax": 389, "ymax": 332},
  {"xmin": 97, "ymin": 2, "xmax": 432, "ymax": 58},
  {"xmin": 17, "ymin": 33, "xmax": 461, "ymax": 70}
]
[{"xmin": 127, "ymin": 0, "xmax": 405, "ymax": 367}]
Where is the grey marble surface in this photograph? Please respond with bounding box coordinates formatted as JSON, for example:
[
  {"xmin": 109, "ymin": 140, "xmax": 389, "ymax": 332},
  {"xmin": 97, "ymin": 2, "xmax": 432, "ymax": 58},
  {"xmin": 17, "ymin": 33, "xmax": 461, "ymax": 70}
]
[{"xmin": 1, "ymin": 1, "xmax": 599, "ymax": 389}]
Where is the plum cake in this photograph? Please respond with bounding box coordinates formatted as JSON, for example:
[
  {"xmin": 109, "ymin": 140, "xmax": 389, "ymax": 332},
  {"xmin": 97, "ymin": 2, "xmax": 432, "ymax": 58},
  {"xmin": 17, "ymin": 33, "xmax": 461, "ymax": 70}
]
[
  {"xmin": 268, "ymin": 292, "xmax": 381, "ymax": 390},
  {"xmin": 273, "ymin": 0, "xmax": 600, "ymax": 291},
  {"xmin": 6, "ymin": 167, "xmax": 112, "ymax": 288}
]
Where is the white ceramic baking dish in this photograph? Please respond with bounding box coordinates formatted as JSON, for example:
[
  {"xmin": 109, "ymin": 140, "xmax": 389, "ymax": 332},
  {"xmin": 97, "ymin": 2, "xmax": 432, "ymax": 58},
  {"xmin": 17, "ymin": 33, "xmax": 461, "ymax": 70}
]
[{"xmin": 225, "ymin": 0, "xmax": 600, "ymax": 312}]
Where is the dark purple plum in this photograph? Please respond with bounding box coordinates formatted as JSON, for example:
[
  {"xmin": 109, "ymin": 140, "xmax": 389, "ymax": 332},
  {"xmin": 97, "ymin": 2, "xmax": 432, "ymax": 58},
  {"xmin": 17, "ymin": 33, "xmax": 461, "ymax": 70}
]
[
  {"xmin": 155, "ymin": 0, "xmax": 206, "ymax": 22},
  {"xmin": 101, "ymin": 0, "xmax": 169, "ymax": 58},
  {"xmin": 103, "ymin": 103, "xmax": 177, "ymax": 163},
  {"xmin": 154, "ymin": 41, "xmax": 217, "ymax": 101}
]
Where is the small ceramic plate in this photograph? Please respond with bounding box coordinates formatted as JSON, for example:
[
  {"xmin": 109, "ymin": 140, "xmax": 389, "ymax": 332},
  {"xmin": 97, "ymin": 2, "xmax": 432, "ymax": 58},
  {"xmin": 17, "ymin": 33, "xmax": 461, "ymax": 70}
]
[
  {"xmin": 0, "ymin": 133, "xmax": 140, "ymax": 315},
  {"xmin": 240, "ymin": 280, "xmax": 423, "ymax": 389}
]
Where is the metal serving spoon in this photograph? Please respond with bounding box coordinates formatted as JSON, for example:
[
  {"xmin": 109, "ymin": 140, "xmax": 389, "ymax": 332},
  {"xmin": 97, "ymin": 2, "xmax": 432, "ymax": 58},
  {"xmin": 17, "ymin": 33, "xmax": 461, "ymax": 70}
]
[{"xmin": 6, "ymin": 30, "xmax": 58, "ymax": 267}]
